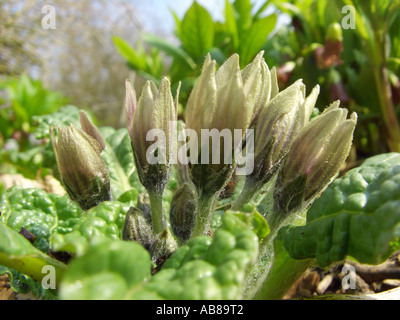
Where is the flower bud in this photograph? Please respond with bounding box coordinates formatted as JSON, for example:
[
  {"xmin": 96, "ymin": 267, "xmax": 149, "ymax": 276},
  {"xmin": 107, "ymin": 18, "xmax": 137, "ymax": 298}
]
[
  {"xmin": 122, "ymin": 206, "xmax": 154, "ymax": 251},
  {"xmin": 250, "ymin": 80, "xmax": 320, "ymax": 186},
  {"xmin": 274, "ymin": 103, "xmax": 357, "ymax": 214},
  {"xmin": 315, "ymin": 23, "xmax": 344, "ymax": 69},
  {"xmin": 186, "ymin": 53, "xmax": 272, "ymax": 194},
  {"xmin": 125, "ymin": 78, "xmax": 177, "ymax": 194},
  {"xmin": 136, "ymin": 192, "xmax": 152, "ymax": 222},
  {"xmin": 50, "ymin": 111, "xmax": 110, "ymax": 210},
  {"xmin": 150, "ymin": 227, "xmax": 178, "ymax": 263},
  {"xmin": 169, "ymin": 183, "xmax": 197, "ymax": 244}
]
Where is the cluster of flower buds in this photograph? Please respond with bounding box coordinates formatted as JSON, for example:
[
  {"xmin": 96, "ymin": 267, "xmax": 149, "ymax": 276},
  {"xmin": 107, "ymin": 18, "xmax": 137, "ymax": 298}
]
[{"xmin": 51, "ymin": 50, "xmax": 357, "ymax": 255}]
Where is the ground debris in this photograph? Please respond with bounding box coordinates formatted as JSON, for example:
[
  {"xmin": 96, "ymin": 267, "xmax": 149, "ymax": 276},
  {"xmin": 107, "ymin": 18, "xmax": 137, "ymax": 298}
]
[{"xmin": 284, "ymin": 251, "xmax": 400, "ymax": 299}]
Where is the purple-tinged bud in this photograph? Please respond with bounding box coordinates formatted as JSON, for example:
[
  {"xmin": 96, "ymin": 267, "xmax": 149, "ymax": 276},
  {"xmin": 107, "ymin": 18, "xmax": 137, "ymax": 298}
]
[
  {"xmin": 274, "ymin": 103, "xmax": 357, "ymax": 214},
  {"xmin": 50, "ymin": 111, "xmax": 110, "ymax": 210}
]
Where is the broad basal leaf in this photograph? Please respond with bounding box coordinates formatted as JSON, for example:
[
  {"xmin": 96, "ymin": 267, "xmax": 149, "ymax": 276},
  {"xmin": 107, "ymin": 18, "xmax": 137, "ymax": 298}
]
[
  {"xmin": 100, "ymin": 127, "xmax": 144, "ymax": 201},
  {"xmin": 283, "ymin": 153, "xmax": 400, "ymax": 267},
  {"xmin": 0, "ymin": 186, "xmax": 82, "ymax": 253},
  {"xmin": 0, "ymin": 223, "xmax": 67, "ymax": 284},
  {"xmin": 131, "ymin": 213, "xmax": 259, "ymax": 300},
  {"xmin": 51, "ymin": 201, "xmax": 129, "ymax": 256},
  {"xmin": 58, "ymin": 214, "xmax": 258, "ymax": 300},
  {"xmin": 59, "ymin": 238, "xmax": 151, "ymax": 300}
]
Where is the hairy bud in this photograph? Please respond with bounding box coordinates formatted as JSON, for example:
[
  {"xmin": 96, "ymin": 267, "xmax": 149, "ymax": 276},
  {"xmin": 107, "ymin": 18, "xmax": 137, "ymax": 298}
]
[
  {"xmin": 169, "ymin": 183, "xmax": 197, "ymax": 244},
  {"xmin": 50, "ymin": 111, "xmax": 110, "ymax": 210},
  {"xmin": 122, "ymin": 207, "xmax": 154, "ymax": 251},
  {"xmin": 274, "ymin": 102, "xmax": 357, "ymax": 214}
]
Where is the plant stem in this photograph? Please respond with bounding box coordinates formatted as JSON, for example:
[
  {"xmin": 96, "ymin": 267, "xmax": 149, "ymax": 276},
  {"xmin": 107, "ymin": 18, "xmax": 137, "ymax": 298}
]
[
  {"xmin": 370, "ymin": 17, "xmax": 400, "ymax": 152},
  {"xmin": 191, "ymin": 192, "xmax": 217, "ymax": 237},
  {"xmin": 246, "ymin": 207, "xmax": 309, "ymax": 299},
  {"xmin": 253, "ymin": 255, "xmax": 314, "ymax": 300},
  {"xmin": 148, "ymin": 190, "xmax": 164, "ymax": 235},
  {"xmin": 231, "ymin": 179, "xmax": 259, "ymax": 211}
]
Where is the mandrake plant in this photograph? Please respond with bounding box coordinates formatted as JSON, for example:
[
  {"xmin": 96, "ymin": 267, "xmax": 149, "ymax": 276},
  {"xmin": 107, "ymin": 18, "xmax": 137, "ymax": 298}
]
[{"xmin": 0, "ymin": 52, "xmax": 399, "ymax": 300}]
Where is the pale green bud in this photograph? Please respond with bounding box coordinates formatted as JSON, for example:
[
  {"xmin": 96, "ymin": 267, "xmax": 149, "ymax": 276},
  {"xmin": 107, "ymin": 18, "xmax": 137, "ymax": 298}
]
[
  {"xmin": 250, "ymin": 81, "xmax": 320, "ymax": 186},
  {"xmin": 125, "ymin": 78, "xmax": 177, "ymax": 194},
  {"xmin": 274, "ymin": 103, "xmax": 357, "ymax": 214},
  {"xmin": 50, "ymin": 111, "xmax": 110, "ymax": 210},
  {"xmin": 326, "ymin": 22, "xmax": 343, "ymax": 43},
  {"xmin": 185, "ymin": 52, "xmax": 272, "ymax": 194}
]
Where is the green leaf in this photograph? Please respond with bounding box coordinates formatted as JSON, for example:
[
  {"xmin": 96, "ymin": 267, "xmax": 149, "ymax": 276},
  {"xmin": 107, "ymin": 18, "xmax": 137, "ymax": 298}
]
[
  {"xmin": 100, "ymin": 127, "xmax": 143, "ymax": 201},
  {"xmin": 133, "ymin": 213, "xmax": 259, "ymax": 299},
  {"xmin": 142, "ymin": 34, "xmax": 197, "ymax": 70},
  {"xmin": 283, "ymin": 153, "xmax": 400, "ymax": 267},
  {"xmin": 51, "ymin": 201, "xmax": 129, "ymax": 256},
  {"xmin": 33, "ymin": 105, "xmax": 82, "ymax": 140},
  {"xmin": 180, "ymin": 1, "xmax": 215, "ymax": 60},
  {"xmin": 59, "ymin": 238, "xmax": 151, "ymax": 300},
  {"xmin": 57, "ymin": 214, "xmax": 258, "ymax": 300},
  {"xmin": 0, "ymin": 186, "xmax": 82, "ymax": 253},
  {"xmin": 224, "ymin": 0, "xmax": 239, "ymax": 50},
  {"xmin": 227, "ymin": 205, "xmax": 270, "ymax": 241},
  {"xmin": 112, "ymin": 36, "xmax": 146, "ymax": 70},
  {"xmin": 238, "ymin": 14, "xmax": 276, "ymax": 67},
  {"xmin": 0, "ymin": 224, "xmax": 67, "ymax": 285},
  {"xmin": 233, "ymin": 0, "xmax": 252, "ymax": 32}
]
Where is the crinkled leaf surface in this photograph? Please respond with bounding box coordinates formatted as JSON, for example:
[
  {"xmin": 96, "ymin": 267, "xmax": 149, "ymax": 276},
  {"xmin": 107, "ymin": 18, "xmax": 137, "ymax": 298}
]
[
  {"xmin": 0, "ymin": 186, "xmax": 82, "ymax": 253},
  {"xmin": 0, "ymin": 223, "xmax": 66, "ymax": 284},
  {"xmin": 283, "ymin": 153, "xmax": 400, "ymax": 267},
  {"xmin": 59, "ymin": 214, "xmax": 258, "ymax": 300},
  {"xmin": 33, "ymin": 105, "xmax": 82, "ymax": 140},
  {"xmin": 100, "ymin": 127, "xmax": 144, "ymax": 201},
  {"xmin": 51, "ymin": 201, "xmax": 129, "ymax": 256},
  {"xmin": 59, "ymin": 238, "xmax": 151, "ymax": 300},
  {"xmin": 131, "ymin": 214, "xmax": 258, "ymax": 300}
]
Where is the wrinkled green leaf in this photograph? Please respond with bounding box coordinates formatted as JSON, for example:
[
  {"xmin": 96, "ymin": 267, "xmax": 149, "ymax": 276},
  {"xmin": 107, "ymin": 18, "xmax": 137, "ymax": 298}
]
[
  {"xmin": 0, "ymin": 186, "xmax": 82, "ymax": 253},
  {"xmin": 100, "ymin": 127, "xmax": 143, "ymax": 201},
  {"xmin": 33, "ymin": 105, "xmax": 82, "ymax": 140},
  {"xmin": 59, "ymin": 238, "xmax": 151, "ymax": 300},
  {"xmin": 227, "ymin": 205, "xmax": 270, "ymax": 241},
  {"xmin": 51, "ymin": 201, "xmax": 129, "ymax": 256},
  {"xmin": 0, "ymin": 223, "xmax": 67, "ymax": 284},
  {"xmin": 132, "ymin": 214, "xmax": 259, "ymax": 299},
  {"xmin": 58, "ymin": 214, "xmax": 258, "ymax": 300},
  {"xmin": 283, "ymin": 153, "xmax": 400, "ymax": 267}
]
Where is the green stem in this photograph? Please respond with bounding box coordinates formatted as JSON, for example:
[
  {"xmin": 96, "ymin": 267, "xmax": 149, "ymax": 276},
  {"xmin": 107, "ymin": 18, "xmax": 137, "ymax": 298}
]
[
  {"xmin": 371, "ymin": 21, "xmax": 400, "ymax": 152},
  {"xmin": 191, "ymin": 192, "xmax": 217, "ymax": 237},
  {"xmin": 231, "ymin": 179, "xmax": 260, "ymax": 211},
  {"xmin": 253, "ymin": 255, "xmax": 314, "ymax": 300},
  {"xmin": 148, "ymin": 190, "xmax": 164, "ymax": 235},
  {"xmin": 246, "ymin": 207, "xmax": 309, "ymax": 299}
]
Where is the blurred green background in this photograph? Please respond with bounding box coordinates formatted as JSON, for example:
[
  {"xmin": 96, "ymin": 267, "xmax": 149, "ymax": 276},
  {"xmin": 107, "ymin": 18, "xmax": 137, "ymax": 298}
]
[{"xmin": 1, "ymin": 0, "xmax": 400, "ymax": 185}]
